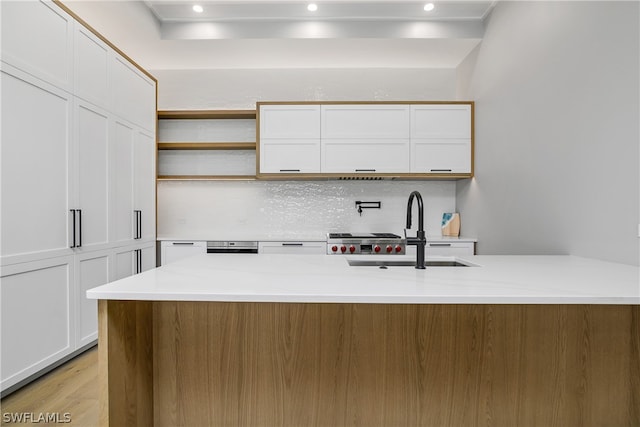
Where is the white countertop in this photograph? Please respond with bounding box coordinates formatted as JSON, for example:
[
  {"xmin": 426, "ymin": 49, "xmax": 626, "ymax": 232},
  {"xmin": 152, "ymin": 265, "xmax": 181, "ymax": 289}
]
[{"xmin": 87, "ymin": 254, "xmax": 640, "ymax": 304}]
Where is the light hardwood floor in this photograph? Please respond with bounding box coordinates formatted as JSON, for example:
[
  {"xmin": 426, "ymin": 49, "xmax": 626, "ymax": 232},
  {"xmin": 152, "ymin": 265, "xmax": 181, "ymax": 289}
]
[{"xmin": 1, "ymin": 347, "xmax": 98, "ymax": 427}]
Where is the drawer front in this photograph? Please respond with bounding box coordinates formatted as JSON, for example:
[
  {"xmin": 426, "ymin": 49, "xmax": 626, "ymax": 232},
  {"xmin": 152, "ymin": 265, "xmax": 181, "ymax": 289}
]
[
  {"xmin": 258, "ymin": 242, "xmax": 325, "ymax": 255},
  {"xmin": 161, "ymin": 241, "xmax": 206, "ymax": 265},
  {"xmin": 425, "ymin": 242, "xmax": 475, "ymax": 257}
]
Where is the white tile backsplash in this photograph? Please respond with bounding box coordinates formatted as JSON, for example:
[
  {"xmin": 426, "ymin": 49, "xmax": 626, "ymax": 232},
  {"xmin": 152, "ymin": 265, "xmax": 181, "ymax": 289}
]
[{"xmin": 157, "ymin": 180, "xmax": 457, "ymax": 240}]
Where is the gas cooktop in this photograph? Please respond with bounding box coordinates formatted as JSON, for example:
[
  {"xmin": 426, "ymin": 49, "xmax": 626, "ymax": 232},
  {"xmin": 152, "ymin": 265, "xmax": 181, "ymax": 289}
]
[{"xmin": 326, "ymin": 232, "xmax": 405, "ymax": 255}]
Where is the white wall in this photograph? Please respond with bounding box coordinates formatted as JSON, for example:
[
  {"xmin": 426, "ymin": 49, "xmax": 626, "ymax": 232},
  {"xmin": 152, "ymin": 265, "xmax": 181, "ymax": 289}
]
[
  {"xmin": 158, "ymin": 180, "xmax": 456, "ymax": 240},
  {"xmin": 154, "ymin": 68, "xmax": 461, "ymax": 240},
  {"xmin": 456, "ymin": 1, "xmax": 640, "ymax": 265},
  {"xmin": 153, "ymin": 68, "xmax": 457, "ymax": 110}
]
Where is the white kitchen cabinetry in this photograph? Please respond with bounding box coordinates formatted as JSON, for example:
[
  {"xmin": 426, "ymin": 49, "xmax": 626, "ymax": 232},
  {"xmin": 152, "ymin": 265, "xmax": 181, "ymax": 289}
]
[
  {"xmin": 321, "ymin": 105, "xmax": 410, "ymax": 174},
  {"xmin": 258, "ymin": 241, "xmax": 326, "ymax": 255},
  {"xmin": 74, "ymin": 23, "xmax": 109, "ymax": 109},
  {"xmin": 160, "ymin": 241, "xmax": 207, "ymax": 265},
  {"xmin": 134, "ymin": 130, "xmax": 156, "ymax": 241},
  {"xmin": 74, "ymin": 100, "xmax": 110, "ymax": 252},
  {"xmin": 0, "ymin": 256, "xmax": 75, "ymax": 392},
  {"xmin": 425, "ymin": 241, "xmax": 475, "ymax": 257},
  {"xmin": 322, "ymin": 139, "xmax": 410, "ymax": 173},
  {"xmin": 0, "ymin": 0, "xmax": 73, "ymax": 91},
  {"xmin": 110, "ymin": 54, "xmax": 156, "ymax": 133},
  {"xmin": 0, "ymin": 65, "xmax": 72, "ymax": 262},
  {"xmin": 75, "ymin": 250, "xmax": 110, "ymax": 347},
  {"xmin": 257, "ymin": 102, "xmax": 472, "ymax": 179},
  {"xmin": 0, "ymin": 0, "xmax": 156, "ymax": 394},
  {"xmin": 111, "ymin": 118, "xmax": 135, "ymax": 245},
  {"xmin": 258, "ymin": 104, "xmax": 321, "ymax": 174},
  {"xmin": 114, "ymin": 243, "xmax": 156, "ymax": 280},
  {"xmin": 410, "ymin": 104, "xmax": 472, "ymax": 174},
  {"xmin": 110, "ymin": 121, "xmax": 155, "ymax": 245}
]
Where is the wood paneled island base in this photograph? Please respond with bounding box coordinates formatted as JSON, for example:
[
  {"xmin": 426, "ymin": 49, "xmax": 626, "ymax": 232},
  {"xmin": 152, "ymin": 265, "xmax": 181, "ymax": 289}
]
[{"xmin": 98, "ymin": 301, "xmax": 640, "ymax": 427}]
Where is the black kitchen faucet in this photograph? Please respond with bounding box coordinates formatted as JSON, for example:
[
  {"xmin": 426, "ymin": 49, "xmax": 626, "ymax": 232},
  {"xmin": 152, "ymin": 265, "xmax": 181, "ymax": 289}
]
[{"xmin": 405, "ymin": 191, "xmax": 426, "ymax": 269}]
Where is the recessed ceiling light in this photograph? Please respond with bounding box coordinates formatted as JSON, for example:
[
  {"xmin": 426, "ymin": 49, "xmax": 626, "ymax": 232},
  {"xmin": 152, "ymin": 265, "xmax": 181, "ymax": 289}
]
[
  {"xmin": 192, "ymin": 4, "xmax": 204, "ymax": 13},
  {"xmin": 307, "ymin": 3, "xmax": 318, "ymax": 12},
  {"xmin": 424, "ymin": 3, "xmax": 435, "ymax": 12}
]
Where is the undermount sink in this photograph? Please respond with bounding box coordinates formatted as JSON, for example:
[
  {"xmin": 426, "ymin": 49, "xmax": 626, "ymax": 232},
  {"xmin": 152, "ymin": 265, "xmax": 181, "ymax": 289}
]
[{"xmin": 347, "ymin": 259, "xmax": 474, "ymax": 268}]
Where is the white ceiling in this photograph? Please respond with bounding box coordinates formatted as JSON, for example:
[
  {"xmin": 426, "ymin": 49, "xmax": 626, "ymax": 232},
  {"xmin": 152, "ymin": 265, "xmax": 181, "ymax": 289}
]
[{"xmin": 62, "ymin": 1, "xmax": 493, "ymax": 70}]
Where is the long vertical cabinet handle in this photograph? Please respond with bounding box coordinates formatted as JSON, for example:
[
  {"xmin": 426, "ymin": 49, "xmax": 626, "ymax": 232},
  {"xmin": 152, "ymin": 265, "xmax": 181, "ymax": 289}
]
[
  {"xmin": 134, "ymin": 249, "xmax": 142, "ymax": 274},
  {"xmin": 133, "ymin": 210, "xmax": 142, "ymax": 240},
  {"xmin": 77, "ymin": 209, "xmax": 82, "ymax": 248},
  {"xmin": 70, "ymin": 209, "xmax": 77, "ymax": 248}
]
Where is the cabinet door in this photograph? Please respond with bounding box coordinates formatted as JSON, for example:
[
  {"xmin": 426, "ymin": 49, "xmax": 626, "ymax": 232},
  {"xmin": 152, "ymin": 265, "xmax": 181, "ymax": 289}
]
[
  {"xmin": 113, "ymin": 244, "xmax": 155, "ymax": 279},
  {"xmin": 110, "ymin": 55, "xmax": 156, "ymax": 132},
  {"xmin": 113, "ymin": 247, "xmax": 134, "ymax": 280},
  {"xmin": 140, "ymin": 244, "xmax": 156, "ymax": 272},
  {"xmin": 321, "ymin": 105, "xmax": 410, "ymax": 139},
  {"xmin": 1, "ymin": 66, "xmax": 72, "ymax": 261},
  {"xmin": 411, "ymin": 140, "xmax": 471, "ymax": 174},
  {"xmin": 425, "ymin": 242, "xmax": 475, "ymax": 256},
  {"xmin": 260, "ymin": 139, "xmax": 321, "ymax": 173},
  {"xmin": 410, "ymin": 104, "xmax": 472, "ymax": 174},
  {"xmin": 321, "ymin": 139, "xmax": 410, "ymax": 173},
  {"xmin": 1, "ymin": 256, "xmax": 75, "ymax": 392},
  {"xmin": 75, "ymin": 100, "xmax": 110, "ymax": 250},
  {"xmin": 259, "ymin": 105, "xmax": 320, "ymax": 139},
  {"xmin": 258, "ymin": 241, "xmax": 325, "ymax": 255},
  {"xmin": 0, "ymin": 0, "xmax": 73, "ymax": 90},
  {"xmin": 76, "ymin": 251, "xmax": 109, "ymax": 347},
  {"xmin": 410, "ymin": 104, "xmax": 471, "ymax": 139},
  {"xmin": 110, "ymin": 119, "xmax": 134, "ymax": 245},
  {"xmin": 134, "ymin": 130, "xmax": 156, "ymax": 241},
  {"xmin": 74, "ymin": 23, "xmax": 109, "ymax": 108},
  {"xmin": 161, "ymin": 241, "xmax": 206, "ymax": 265}
]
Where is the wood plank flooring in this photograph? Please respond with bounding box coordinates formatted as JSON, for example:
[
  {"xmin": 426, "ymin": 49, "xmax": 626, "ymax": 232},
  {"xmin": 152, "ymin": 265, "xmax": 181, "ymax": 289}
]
[{"xmin": 1, "ymin": 347, "xmax": 98, "ymax": 427}]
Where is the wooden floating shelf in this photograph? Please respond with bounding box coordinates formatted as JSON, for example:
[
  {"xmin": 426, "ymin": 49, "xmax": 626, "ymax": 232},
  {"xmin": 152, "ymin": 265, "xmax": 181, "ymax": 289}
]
[
  {"xmin": 158, "ymin": 142, "xmax": 256, "ymax": 150},
  {"xmin": 158, "ymin": 110, "xmax": 256, "ymax": 120},
  {"xmin": 157, "ymin": 175, "xmax": 257, "ymax": 181}
]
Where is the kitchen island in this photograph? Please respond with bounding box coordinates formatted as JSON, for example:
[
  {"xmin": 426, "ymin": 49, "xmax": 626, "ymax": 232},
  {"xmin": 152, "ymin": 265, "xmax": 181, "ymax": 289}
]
[{"xmin": 87, "ymin": 254, "xmax": 640, "ymax": 427}]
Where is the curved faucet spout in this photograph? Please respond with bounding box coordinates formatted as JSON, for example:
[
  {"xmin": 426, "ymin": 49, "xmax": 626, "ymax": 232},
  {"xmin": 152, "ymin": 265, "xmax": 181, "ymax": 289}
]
[
  {"xmin": 406, "ymin": 191, "xmax": 424, "ymax": 231},
  {"xmin": 405, "ymin": 191, "xmax": 426, "ymax": 269}
]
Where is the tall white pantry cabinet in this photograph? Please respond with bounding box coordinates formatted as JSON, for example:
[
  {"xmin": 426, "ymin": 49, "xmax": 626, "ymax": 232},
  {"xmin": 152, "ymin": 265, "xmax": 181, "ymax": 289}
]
[{"xmin": 0, "ymin": 0, "xmax": 157, "ymax": 393}]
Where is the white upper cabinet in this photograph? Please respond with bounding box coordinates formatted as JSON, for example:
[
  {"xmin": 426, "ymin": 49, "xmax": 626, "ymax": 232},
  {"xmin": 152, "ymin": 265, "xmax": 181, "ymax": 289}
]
[
  {"xmin": 260, "ymin": 139, "xmax": 321, "ymax": 173},
  {"xmin": 321, "ymin": 139, "xmax": 410, "ymax": 173},
  {"xmin": 259, "ymin": 105, "xmax": 320, "ymax": 139},
  {"xmin": 0, "ymin": 0, "xmax": 73, "ymax": 91},
  {"xmin": 259, "ymin": 104, "xmax": 321, "ymax": 173},
  {"xmin": 257, "ymin": 102, "xmax": 472, "ymax": 178},
  {"xmin": 321, "ymin": 105, "xmax": 410, "ymax": 173},
  {"xmin": 410, "ymin": 104, "xmax": 472, "ymax": 174},
  {"xmin": 110, "ymin": 55, "xmax": 156, "ymax": 132},
  {"xmin": 411, "ymin": 104, "xmax": 471, "ymax": 139},
  {"xmin": 1, "ymin": 66, "xmax": 72, "ymax": 260},
  {"xmin": 321, "ymin": 105, "xmax": 410, "ymax": 139},
  {"xmin": 74, "ymin": 23, "xmax": 109, "ymax": 109}
]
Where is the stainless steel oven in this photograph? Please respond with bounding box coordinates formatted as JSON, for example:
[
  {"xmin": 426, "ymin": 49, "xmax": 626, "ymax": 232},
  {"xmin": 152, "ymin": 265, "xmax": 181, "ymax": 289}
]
[{"xmin": 207, "ymin": 241, "xmax": 258, "ymax": 254}]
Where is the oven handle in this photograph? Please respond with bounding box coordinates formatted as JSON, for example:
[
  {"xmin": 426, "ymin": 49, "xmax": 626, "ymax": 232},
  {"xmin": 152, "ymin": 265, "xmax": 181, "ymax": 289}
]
[{"xmin": 207, "ymin": 248, "xmax": 258, "ymax": 254}]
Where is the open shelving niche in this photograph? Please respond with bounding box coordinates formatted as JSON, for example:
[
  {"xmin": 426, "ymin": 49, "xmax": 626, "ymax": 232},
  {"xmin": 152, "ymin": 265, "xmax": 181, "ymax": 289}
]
[{"xmin": 157, "ymin": 110, "xmax": 257, "ymax": 181}]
